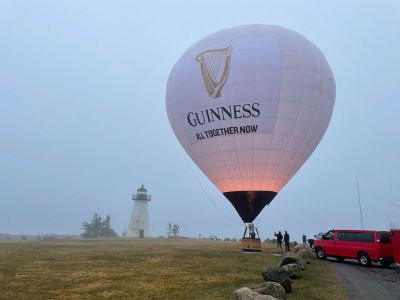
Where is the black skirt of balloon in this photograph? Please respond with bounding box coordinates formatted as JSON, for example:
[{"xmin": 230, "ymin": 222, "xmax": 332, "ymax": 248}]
[{"xmin": 223, "ymin": 191, "xmax": 277, "ymax": 223}]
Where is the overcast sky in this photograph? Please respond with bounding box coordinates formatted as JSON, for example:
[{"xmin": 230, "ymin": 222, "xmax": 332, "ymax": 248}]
[{"xmin": 1, "ymin": 1, "xmax": 399, "ymax": 241}]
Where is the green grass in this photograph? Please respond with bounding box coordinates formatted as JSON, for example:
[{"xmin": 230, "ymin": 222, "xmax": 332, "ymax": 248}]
[{"xmin": 0, "ymin": 239, "xmax": 346, "ymax": 299}]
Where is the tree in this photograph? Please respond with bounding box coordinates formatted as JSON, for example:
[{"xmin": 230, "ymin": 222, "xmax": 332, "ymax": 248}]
[
  {"xmin": 172, "ymin": 224, "xmax": 180, "ymax": 238},
  {"xmin": 81, "ymin": 213, "xmax": 118, "ymax": 238},
  {"xmin": 167, "ymin": 222, "xmax": 180, "ymax": 238},
  {"xmin": 100, "ymin": 215, "xmax": 118, "ymax": 237},
  {"xmin": 81, "ymin": 213, "xmax": 102, "ymax": 238},
  {"xmin": 167, "ymin": 222, "xmax": 172, "ymax": 238}
]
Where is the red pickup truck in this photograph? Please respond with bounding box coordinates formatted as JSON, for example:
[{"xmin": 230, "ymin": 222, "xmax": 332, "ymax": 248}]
[{"xmin": 313, "ymin": 229, "xmax": 394, "ymax": 267}]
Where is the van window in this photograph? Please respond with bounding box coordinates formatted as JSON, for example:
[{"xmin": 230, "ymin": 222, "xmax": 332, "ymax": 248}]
[
  {"xmin": 337, "ymin": 232, "xmax": 349, "ymax": 241},
  {"xmin": 357, "ymin": 232, "xmax": 375, "ymax": 242},
  {"xmin": 379, "ymin": 232, "xmax": 391, "ymax": 244},
  {"xmin": 337, "ymin": 231, "xmax": 374, "ymax": 243}
]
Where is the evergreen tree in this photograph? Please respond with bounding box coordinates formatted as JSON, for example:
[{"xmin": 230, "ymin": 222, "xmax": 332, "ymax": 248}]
[
  {"xmin": 167, "ymin": 222, "xmax": 172, "ymax": 238},
  {"xmin": 172, "ymin": 224, "xmax": 180, "ymax": 238},
  {"xmin": 100, "ymin": 215, "xmax": 118, "ymax": 237},
  {"xmin": 81, "ymin": 213, "xmax": 118, "ymax": 238}
]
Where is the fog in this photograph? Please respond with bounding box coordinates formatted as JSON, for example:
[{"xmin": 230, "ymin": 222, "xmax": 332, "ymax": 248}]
[{"xmin": 1, "ymin": 1, "xmax": 399, "ymax": 241}]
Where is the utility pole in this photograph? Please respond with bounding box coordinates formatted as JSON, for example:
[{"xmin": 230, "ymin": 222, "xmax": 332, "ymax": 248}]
[{"xmin": 356, "ymin": 182, "xmax": 364, "ymax": 229}]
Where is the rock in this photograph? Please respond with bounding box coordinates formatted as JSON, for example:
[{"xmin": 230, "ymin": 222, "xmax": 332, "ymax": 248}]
[
  {"xmin": 296, "ymin": 248, "xmax": 308, "ymax": 258},
  {"xmin": 301, "ymin": 247, "xmax": 314, "ymax": 262},
  {"xmin": 278, "ymin": 252, "xmax": 298, "ymax": 266},
  {"xmin": 279, "ymin": 252, "xmax": 306, "ymax": 270},
  {"xmin": 292, "ymin": 244, "xmax": 306, "ymax": 253},
  {"xmin": 296, "ymin": 249, "xmax": 310, "ymax": 266},
  {"xmin": 231, "ymin": 287, "xmax": 278, "ymax": 300},
  {"xmin": 309, "ymin": 248, "xmax": 317, "ymax": 260},
  {"xmin": 249, "ymin": 282, "xmax": 287, "ymax": 300},
  {"xmin": 306, "ymin": 247, "xmax": 314, "ymax": 259},
  {"xmin": 261, "ymin": 268, "xmax": 292, "ymax": 293},
  {"xmin": 279, "ymin": 263, "xmax": 301, "ymax": 279}
]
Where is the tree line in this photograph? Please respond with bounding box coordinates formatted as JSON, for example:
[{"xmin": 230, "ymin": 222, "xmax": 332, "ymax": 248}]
[{"xmin": 81, "ymin": 213, "xmax": 182, "ymax": 238}]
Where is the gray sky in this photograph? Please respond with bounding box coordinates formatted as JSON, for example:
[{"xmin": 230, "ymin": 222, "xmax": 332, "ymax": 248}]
[{"xmin": 1, "ymin": 1, "xmax": 399, "ymax": 241}]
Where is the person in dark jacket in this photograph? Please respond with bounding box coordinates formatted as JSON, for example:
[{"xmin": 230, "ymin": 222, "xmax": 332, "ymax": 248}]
[
  {"xmin": 302, "ymin": 234, "xmax": 307, "ymax": 246},
  {"xmin": 284, "ymin": 231, "xmax": 290, "ymax": 251},
  {"xmin": 274, "ymin": 231, "xmax": 283, "ymax": 254}
]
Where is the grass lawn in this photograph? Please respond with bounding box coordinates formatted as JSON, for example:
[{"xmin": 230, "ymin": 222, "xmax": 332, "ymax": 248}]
[{"xmin": 0, "ymin": 238, "xmax": 346, "ymax": 299}]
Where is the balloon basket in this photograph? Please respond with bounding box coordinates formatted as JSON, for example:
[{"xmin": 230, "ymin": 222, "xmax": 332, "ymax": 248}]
[{"xmin": 242, "ymin": 238, "xmax": 261, "ymax": 252}]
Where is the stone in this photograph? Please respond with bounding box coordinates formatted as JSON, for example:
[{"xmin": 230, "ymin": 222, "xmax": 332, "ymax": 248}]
[
  {"xmin": 296, "ymin": 249, "xmax": 310, "ymax": 266},
  {"xmin": 279, "ymin": 263, "xmax": 301, "ymax": 279},
  {"xmin": 249, "ymin": 282, "xmax": 287, "ymax": 300},
  {"xmin": 301, "ymin": 247, "xmax": 314, "ymax": 262},
  {"xmin": 279, "ymin": 252, "xmax": 306, "ymax": 270},
  {"xmin": 231, "ymin": 287, "xmax": 278, "ymax": 300},
  {"xmin": 292, "ymin": 244, "xmax": 306, "ymax": 253},
  {"xmin": 261, "ymin": 267, "xmax": 292, "ymax": 293},
  {"xmin": 278, "ymin": 252, "xmax": 298, "ymax": 266}
]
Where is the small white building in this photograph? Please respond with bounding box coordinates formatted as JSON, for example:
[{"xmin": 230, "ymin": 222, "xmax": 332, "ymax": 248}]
[{"xmin": 127, "ymin": 185, "xmax": 151, "ymax": 238}]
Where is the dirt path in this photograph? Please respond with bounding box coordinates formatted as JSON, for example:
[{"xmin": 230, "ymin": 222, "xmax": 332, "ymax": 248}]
[{"xmin": 329, "ymin": 259, "xmax": 400, "ymax": 300}]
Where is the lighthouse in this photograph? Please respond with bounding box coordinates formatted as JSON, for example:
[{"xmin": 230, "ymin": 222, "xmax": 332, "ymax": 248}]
[{"xmin": 127, "ymin": 184, "xmax": 151, "ymax": 238}]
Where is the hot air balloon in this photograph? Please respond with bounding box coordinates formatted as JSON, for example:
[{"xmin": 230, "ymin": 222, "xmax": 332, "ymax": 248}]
[{"xmin": 166, "ymin": 25, "xmax": 335, "ymax": 248}]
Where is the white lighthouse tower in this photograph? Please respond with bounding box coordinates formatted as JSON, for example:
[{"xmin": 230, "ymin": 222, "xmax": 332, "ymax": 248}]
[{"xmin": 127, "ymin": 184, "xmax": 151, "ymax": 238}]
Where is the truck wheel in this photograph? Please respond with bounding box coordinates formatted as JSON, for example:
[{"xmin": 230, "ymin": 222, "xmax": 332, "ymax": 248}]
[
  {"xmin": 358, "ymin": 252, "xmax": 371, "ymax": 266},
  {"xmin": 316, "ymin": 247, "xmax": 326, "ymax": 259}
]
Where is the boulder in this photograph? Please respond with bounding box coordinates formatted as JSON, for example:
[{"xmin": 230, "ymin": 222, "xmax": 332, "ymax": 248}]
[
  {"xmin": 302, "ymin": 247, "xmax": 314, "ymax": 262},
  {"xmin": 278, "ymin": 252, "xmax": 297, "ymax": 266},
  {"xmin": 249, "ymin": 282, "xmax": 287, "ymax": 300},
  {"xmin": 306, "ymin": 247, "xmax": 314, "ymax": 259},
  {"xmin": 279, "ymin": 252, "xmax": 306, "ymax": 270},
  {"xmin": 309, "ymin": 248, "xmax": 318, "ymax": 260},
  {"xmin": 296, "ymin": 249, "xmax": 310, "ymax": 266},
  {"xmin": 292, "ymin": 244, "xmax": 306, "ymax": 253},
  {"xmin": 279, "ymin": 263, "xmax": 301, "ymax": 279},
  {"xmin": 231, "ymin": 287, "xmax": 278, "ymax": 300},
  {"xmin": 261, "ymin": 267, "xmax": 292, "ymax": 293}
]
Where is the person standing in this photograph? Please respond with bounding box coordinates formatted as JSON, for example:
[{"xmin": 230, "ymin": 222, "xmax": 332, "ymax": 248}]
[
  {"xmin": 302, "ymin": 234, "xmax": 307, "ymax": 246},
  {"xmin": 248, "ymin": 223, "xmax": 256, "ymax": 239},
  {"xmin": 274, "ymin": 231, "xmax": 283, "ymax": 254},
  {"xmin": 284, "ymin": 231, "xmax": 290, "ymax": 252}
]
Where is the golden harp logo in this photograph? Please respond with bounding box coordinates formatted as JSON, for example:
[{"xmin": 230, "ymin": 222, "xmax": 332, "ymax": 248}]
[{"xmin": 196, "ymin": 46, "xmax": 233, "ymax": 98}]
